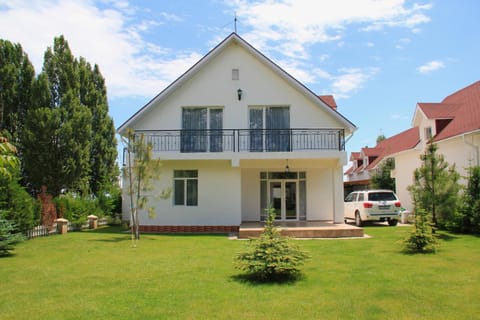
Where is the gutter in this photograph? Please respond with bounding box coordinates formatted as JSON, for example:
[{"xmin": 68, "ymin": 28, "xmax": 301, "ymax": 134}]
[{"xmin": 463, "ymin": 133, "xmax": 480, "ymax": 166}]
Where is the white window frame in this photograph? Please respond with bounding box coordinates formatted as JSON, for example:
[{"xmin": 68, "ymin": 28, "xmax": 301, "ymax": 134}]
[{"xmin": 173, "ymin": 170, "xmax": 198, "ymax": 206}]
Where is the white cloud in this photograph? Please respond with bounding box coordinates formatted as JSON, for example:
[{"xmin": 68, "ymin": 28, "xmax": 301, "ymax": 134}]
[
  {"xmin": 0, "ymin": 0, "xmax": 196, "ymax": 98},
  {"xmin": 228, "ymin": 0, "xmax": 430, "ymax": 97},
  {"xmin": 231, "ymin": 0, "xmax": 432, "ymax": 58},
  {"xmin": 330, "ymin": 67, "xmax": 379, "ymax": 99},
  {"xmin": 417, "ymin": 60, "xmax": 445, "ymax": 74}
]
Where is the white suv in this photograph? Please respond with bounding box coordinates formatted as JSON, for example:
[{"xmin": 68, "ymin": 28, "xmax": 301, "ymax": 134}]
[{"xmin": 344, "ymin": 190, "xmax": 401, "ymax": 226}]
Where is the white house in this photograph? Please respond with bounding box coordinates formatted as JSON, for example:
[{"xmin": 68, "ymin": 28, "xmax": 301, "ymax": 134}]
[
  {"xmin": 345, "ymin": 81, "xmax": 480, "ymax": 212},
  {"xmin": 118, "ymin": 33, "xmax": 357, "ymax": 233}
]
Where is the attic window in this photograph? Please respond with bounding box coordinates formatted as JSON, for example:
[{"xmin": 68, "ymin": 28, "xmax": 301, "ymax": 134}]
[{"xmin": 232, "ymin": 69, "xmax": 239, "ymax": 80}]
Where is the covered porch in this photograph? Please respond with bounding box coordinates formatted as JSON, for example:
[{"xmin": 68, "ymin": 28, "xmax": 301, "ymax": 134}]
[{"xmin": 238, "ymin": 221, "xmax": 364, "ymax": 239}]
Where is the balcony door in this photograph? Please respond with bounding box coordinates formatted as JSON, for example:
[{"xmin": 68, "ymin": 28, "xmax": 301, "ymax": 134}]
[
  {"xmin": 181, "ymin": 107, "xmax": 223, "ymax": 152},
  {"xmin": 249, "ymin": 106, "xmax": 290, "ymax": 152}
]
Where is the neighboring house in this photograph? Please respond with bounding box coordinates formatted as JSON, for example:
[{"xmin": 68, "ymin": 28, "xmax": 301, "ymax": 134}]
[
  {"xmin": 118, "ymin": 33, "xmax": 357, "ymax": 233},
  {"xmin": 345, "ymin": 81, "xmax": 480, "ymax": 212},
  {"xmin": 344, "ymin": 128, "xmax": 420, "ymax": 194}
]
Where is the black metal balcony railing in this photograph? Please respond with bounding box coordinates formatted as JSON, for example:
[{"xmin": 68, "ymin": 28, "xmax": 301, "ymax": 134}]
[{"xmin": 134, "ymin": 128, "xmax": 345, "ymax": 153}]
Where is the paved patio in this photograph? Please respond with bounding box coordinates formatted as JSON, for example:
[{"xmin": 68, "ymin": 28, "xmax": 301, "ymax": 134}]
[{"xmin": 238, "ymin": 221, "xmax": 364, "ymax": 239}]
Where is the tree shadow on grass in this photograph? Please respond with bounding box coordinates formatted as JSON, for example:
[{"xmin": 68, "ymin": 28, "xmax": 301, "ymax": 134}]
[
  {"xmin": 437, "ymin": 232, "xmax": 460, "ymax": 242},
  {"xmin": 0, "ymin": 252, "xmax": 19, "ymax": 259},
  {"xmin": 89, "ymin": 236, "xmax": 130, "ymax": 243},
  {"xmin": 230, "ymin": 272, "xmax": 305, "ymax": 286},
  {"xmin": 86, "ymin": 226, "xmax": 126, "ymax": 234}
]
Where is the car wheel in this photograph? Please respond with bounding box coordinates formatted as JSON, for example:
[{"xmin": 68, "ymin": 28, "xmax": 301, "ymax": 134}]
[
  {"xmin": 388, "ymin": 219, "xmax": 398, "ymax": 226},
  {"xmin": 355, "ymin": 212, "xmax": 363, "ymax": 227}
]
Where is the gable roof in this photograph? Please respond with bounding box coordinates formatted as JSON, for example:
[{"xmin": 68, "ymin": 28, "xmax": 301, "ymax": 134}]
[
  {"xmin": 366, "ymin": 127, "xmax": 420, "ymax": 170},
  {"xmin": 117, "ymin": 33, "xmax": 357, "ymax": 135},
  {"xmin": 417, "ymin": 81, "xmax": 480, "ymax": 141},
  {"xmin": 345, "ymin": 127, "xmax": 420, "ymax": 175}
]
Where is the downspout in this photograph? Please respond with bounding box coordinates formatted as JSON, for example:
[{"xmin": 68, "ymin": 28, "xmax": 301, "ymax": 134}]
[{"xmin": 463, "ymin": 133, "xmax": 479, "ymax": 166}]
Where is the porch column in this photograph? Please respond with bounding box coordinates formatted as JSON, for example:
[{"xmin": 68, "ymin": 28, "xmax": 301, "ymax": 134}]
[{"xmin": 332, "ymin": 165, "xmax": 345, "ymax": 224}]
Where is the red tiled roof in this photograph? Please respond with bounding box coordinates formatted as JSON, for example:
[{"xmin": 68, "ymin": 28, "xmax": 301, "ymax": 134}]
[
  {"xmin": 365, "ymin": 127, "xmax": 420, "ymax": 170},
  {"xmin": 417, "ymin": 81, "xmax": 480, "ymax": 141},
  {"xmin": 417, "ymin": 103, "xmax": 459, "ymax": 119},
  {"xmin": 361, "ymin": 147, "xmax": 383, "ymax": 157},
  {"xmin": 318, "ymin": 95, "xmax": 337, "ymax": 110}
]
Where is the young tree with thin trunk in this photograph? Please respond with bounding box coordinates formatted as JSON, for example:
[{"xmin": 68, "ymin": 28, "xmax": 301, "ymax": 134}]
[{"xmin": 122, "ymin": 129, "xmax": 170, "ymax": 246}]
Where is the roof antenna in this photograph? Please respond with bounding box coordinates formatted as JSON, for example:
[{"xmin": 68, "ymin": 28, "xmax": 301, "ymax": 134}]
[{"xmin": 234, "ymin": 13, "xmax": 237, "ymax": 33}]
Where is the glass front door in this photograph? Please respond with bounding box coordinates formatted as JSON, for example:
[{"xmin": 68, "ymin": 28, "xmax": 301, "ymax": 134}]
[{"xmin": 269, "ymin": 180, "xmax": 298, "ymax": 220}]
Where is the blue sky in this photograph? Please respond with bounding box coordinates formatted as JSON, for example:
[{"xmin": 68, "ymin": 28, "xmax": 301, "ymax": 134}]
[{"xmin": 1, "ymin": 0, "xmax": 479, "ymax": 160}]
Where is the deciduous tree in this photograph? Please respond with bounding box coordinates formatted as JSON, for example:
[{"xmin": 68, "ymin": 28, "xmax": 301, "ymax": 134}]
[{"xmin": 122, "ymin": 129, "xmax": 170, "ymax": 245}]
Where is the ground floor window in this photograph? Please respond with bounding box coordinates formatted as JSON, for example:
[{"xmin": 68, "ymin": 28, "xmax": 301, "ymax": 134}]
[
  {"xmin": 173, "ymin": 170, "xmax": 198, "ymax": 206},
  {"xmin": 260, "ymin": 171, "xmax": 306, "ymax": 221}
]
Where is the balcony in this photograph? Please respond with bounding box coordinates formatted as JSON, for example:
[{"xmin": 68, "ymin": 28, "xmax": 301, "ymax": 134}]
[{"xmin": 134, "ymin": 128, "xmax": 345, "ymax": 153}]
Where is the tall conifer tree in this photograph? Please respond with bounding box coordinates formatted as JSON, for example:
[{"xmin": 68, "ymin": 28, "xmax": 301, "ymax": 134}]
[
  {"xmin": 0, "ymin": 40, "xmax": 35, "ymax": 141},
  {"xmin": 22, "ymin": 36, "xmax": 92, "ymax": 195},
  {"xmin": 78, "ymin": 58, "xmax": 118, "ymax": 196}
]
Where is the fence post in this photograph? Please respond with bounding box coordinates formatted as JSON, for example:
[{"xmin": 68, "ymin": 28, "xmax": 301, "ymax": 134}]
[
  {"xmin": 55, "ymin": 218, "xmax": 69, "ymax": 235},
  {"xmin": 88, "ymin": 215, "xmax": 98, "ymax": 229}
]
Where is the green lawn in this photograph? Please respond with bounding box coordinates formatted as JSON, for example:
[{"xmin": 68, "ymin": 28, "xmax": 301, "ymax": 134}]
[{"xmin": 1, "ymin": 226, "xmax": 479, "ymax": 319}]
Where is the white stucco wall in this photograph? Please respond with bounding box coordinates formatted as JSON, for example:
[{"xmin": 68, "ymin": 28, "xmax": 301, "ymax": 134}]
[
  {"xmin": 241, "ymin": 168, "xmax": 261, "ymax": 221},
  {"xmin": 438, "ymin": 134, "xmax": 480, "ymax": 181},
  {"xmin": 392, "ymin": 149, "xmax": 422, "ymax": 212},
  {"xmin": 307, "ymin": 168, "xmax": 334, "ymax": 220},
  {"xmin": 124, "ymin": 160, "xmax": 241, "ymax": 226}
]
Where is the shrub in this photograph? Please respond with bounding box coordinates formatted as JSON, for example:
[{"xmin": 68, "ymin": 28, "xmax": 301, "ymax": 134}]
[
  {"xmin": 55, "ymin": 193, "xmax": 101, "ymax": 229},
  {"xmin": 0, "ymin": 210, "xmax": 25, "ymax": 256},
  {"xmin": 235, "ymin": 207, "xmax": 310, "ymax": 282},
  {"xmin": 3, "ymin": 181, "xmax": 38, "ymax": 233},
  {"xmin": 97, "ymin": 184, "xmax": 122, "ymax": 217}
]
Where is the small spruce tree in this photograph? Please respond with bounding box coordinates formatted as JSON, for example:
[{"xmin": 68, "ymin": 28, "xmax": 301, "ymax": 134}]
[
  {"xmin": 403, "ymin": 207, "xmax": 438, "ymax": 254},
  {"xmin": 0, "ymin": 211, "xmax": 25, "ymax": 256},
  {"xmin": 458, "ymin": 166, "xmax": 480, "ymax": 234},
  {"xmin": 235, "ymin": 206, "xmax": 310, "ymax": 282}
]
